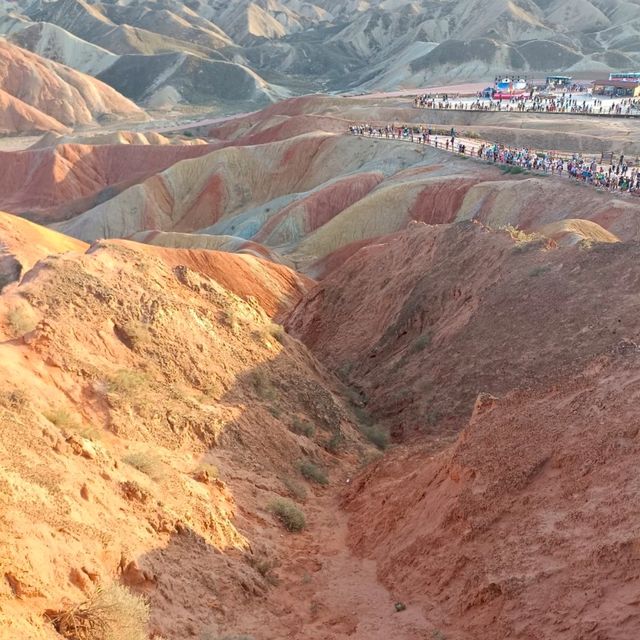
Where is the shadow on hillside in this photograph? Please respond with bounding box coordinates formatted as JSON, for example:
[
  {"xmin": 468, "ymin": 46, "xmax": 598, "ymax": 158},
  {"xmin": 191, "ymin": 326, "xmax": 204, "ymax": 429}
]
[{"xmin": 124, "ymin": 339, "xmax": 362, "ymax": 640}]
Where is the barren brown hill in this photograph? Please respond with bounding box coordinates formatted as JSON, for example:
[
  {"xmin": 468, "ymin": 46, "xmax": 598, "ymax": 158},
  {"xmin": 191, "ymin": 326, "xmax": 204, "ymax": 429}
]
[
  {"xmin": 345, "ymin": 352, "xmax": 640, "ymax": 639},
  {"xmin": 287, "ymin": 221, "xmax": 637, "ymax": 438},
  {"xmin": 0, "ymin": 38, "xmax": 146, "ymax": 133},
  {"xmin": 0, "ymin": 217, "xmax": 385, "ymax": 639},
  {"xmin": 0, "ymin": 88, "xmax": 70, "ymax": 136},
  {"xmin": 0, "ymin": 210, "xmax": 88, "ymax": 289},
  {"xmin": 5, "ymin": 85, "xmax": 640, "ymax": 640},
  {"xmin": 285, "ymin": 219, "xmax": 640, "ymax": 637}
]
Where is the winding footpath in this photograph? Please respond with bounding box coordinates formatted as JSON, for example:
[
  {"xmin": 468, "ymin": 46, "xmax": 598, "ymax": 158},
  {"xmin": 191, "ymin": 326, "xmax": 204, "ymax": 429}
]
[{"xmin": 349, "ymin": 125, "xmax": 640, "ymax": 199}]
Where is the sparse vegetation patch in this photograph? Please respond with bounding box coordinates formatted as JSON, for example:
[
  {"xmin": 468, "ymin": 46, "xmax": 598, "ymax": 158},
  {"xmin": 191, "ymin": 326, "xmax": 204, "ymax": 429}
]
[
  {"xmin": 250, "ymin": 370, "xmax": 276, "ymax": 401},
  {"xmin": 107, "ymin": 370, "xmax": 148, "ymax": 395},
  {"xmin": 299, "ymin": 459, "xmax": 328, "ymax": 485},
  {"xmin": 411, "ymin": 334, "xmax": 431, "ymax": 353},
  {"xmin": 269, "ymin": 497, "xmax": 306, "ymax": 532},
  {"xmin": 282, "ymin": 477, "xmax": 307, "ymax": 501},
  {"xmin": 43, "ymin": 407, "xmax": 79, "ymax": 430},
  {"xmin": 362, "ymin": 424, "xmax": 389, "ymax": 450},
  {"xmin": 48, "ymin": 583, "xmax": 149, "ymax": 640},
  {"xmin": 325, "ymin": 432, "xmax": 345, "ymax": 454},
  {"xmin": 290, "ymin": 417, "xmax": 315, "ymax": 438},
  {"xmin": 7, "ymin": 306, "xmax": 37, "ymax": 336},
  {"xmin": 123, "ymin": 451, "xmax": 164, "ymax": 481}
]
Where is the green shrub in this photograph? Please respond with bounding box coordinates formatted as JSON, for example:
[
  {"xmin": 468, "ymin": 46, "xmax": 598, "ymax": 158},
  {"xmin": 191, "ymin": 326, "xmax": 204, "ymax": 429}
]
[
  {"xmin": 299, "ymin": 460, "xmax": 328, "ymax": 485},
  {"xmin": 411, "ymin": 334, "xmax": 431, "ymax": 353},
  {"xmin": 43, "ymin": 407, "xmax": 79, "ymax": 430},
  {"xmin": 247, "ymin": 553, "xmax": 279, "ymax": 584},
  {"xmin": 250, "ymin": 370, "xmax": 276, "ymax": 401},
  {"xmin": 529, "ymin": 265, "xmax": 552, "ymax": 277},
  {"xmin": 282, "ymin": 477, "xmax": 307, "ymax": 501},
  {"xmin": 269, "ymin": 498, "xmax": 306, "ymax": 532},
  {"xmin": 325, "ymin": 432, "xmax": 345, "ymax": 454},
  {"xmin": 290, "ymin": 417, "xmax": 315, "ymax": 438},
  {"xmin": 268, "ymin": 405, "xmax": 282, "ymax": 418},
  {"xmin": 363, "ymin": 425, "xmax": 389, "ymax": 450}
]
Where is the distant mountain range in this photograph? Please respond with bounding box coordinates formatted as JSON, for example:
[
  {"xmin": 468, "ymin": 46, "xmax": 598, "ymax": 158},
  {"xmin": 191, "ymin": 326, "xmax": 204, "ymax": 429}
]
[{"xmin": 1, "ymin": 0, "xmax": 640, "ymax": 112}]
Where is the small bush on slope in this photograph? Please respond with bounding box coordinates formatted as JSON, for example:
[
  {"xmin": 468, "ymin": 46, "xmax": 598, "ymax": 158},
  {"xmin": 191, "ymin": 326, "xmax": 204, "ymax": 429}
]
[
  {"xmin": 362, "ymin": 425, "xmax": 390, "ymax": 450},
  {"xmin": 251, "ymin": 370, "xmax": 276, "ymax": 401},
  {"xmin": 7, "ymin": 306, "xmax": 36, "ymax": 336},
  {"xmin": 282, "ymin": 477, "xmax": 307, "ymax": 501},
  {"xmin": 43, "ymin": 407, "xmax": 79, "ymax": 429},
  {"xmin": 269, "ymin": 498, "xmax": 306, "ymax": 532},
  {"xmin": 299, "ymin": 459, "xmax": 328, "ymax": 485},
  {"xmin": 106, "ymin": 370, "xmax": 148, "ymax": 395},
  {"xmin": 290, "ymin": 416, "xmax": 315, "ymax": 438},
  {"xmin": 49, "ymin": 583, "xmax": 149, "ymax": 640},
  {"xmin": 122, "ymin": 452, "xmax": 164, "ymax": 481}
]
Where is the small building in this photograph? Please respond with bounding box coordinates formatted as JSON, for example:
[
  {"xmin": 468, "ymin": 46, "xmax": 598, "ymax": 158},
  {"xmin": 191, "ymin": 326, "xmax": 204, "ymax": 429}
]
[
  {"xmin": 593, "ymin": 79, "xmax": 640, "ymax": 97},
  {"xmin": 546, "ymin": 75, "xmax": 572, "ymax": 88},
  {"xmin": 609, "ymin": 72, "xmax": 640, "ymax": 82}
]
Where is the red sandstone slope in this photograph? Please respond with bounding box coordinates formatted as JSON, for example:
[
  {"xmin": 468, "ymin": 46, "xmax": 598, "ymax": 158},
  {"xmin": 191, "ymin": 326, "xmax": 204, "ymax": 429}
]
[
  {"xmin": 345, "ymin": 355, "xmax": 640, "ymax": 639},
  {"xmin": 0, "ymin": 142, "xmax": 216, "ymax": 220},
  {"xmin": 114, "ymin": 238, "xmax": 313, "ymax": 317},
  {"xmin": 0, "ymin": 38, "xmax": 145, "ymax": 132},
  {"xmin": 0, "ymin": 89, "xmax": 70, "ymax": 135},
  {"xmin": 0, "ymin": 219, "xmax": 364, "ymax": 639},
  {"xmin": 0, "ymin": 210, "xmax": 88, "ymax": 273},
  {"xmin": 287, "ymin": 222, "xmax": 640, "ymax": 437},
  {"xmin": 285, "ymin": 219, "xmax": 640, "ymax": 638}
]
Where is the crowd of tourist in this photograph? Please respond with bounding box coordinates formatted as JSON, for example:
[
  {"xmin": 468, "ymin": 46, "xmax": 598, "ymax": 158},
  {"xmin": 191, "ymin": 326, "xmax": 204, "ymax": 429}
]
[
  {"xmin": 413, "ymin": 93, "xmax": 640, "ymax": 115},
  {"xmin": 348, "ymin": 123, "xmax": 640, "ymax": 196}
]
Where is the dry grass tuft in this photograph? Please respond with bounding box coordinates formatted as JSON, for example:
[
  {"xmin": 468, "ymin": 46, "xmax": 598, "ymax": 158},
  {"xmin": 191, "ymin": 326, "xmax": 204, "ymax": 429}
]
[
  {"xmin": 7, "ymin": 306, "xmax": 37, "ymax": 336},
  {"xmin": 282, "ymin": 477, "xmax": 307, "ymax": 502},
  {"xmin": 268, "ymin": 323, "xmax": 285, "ymax": 344},
  {"xmin": 107, "ymin": 370, "xmax": 148, "ymax": 395},
  {"xmin": 362, "ymin": 425, "xmax": 389, "ymax": 450},
  {"xmin": 299, "ymin": 460, "xmax": 328, "ymax": 485},
  {"xmin": 250, "ymin": 370, "xmax": 276, "ymax": 402},
  {"xmin": 43, "ymin": 407, "xmax": 80, "ymax": 430},
  {"xmin": 122, "ymin": 452, "xmax": 164, "ymax": 481},
  {"xmin": 269, "ymin": 498, "xmax": 306, "ymax": 532},
  {"xmin": 290, "ymin": 417, "xmax": 315, "ymax": 438},
  {"xmin": 48, "ymin": 584, "xmax": 149, "ymax": 640}
]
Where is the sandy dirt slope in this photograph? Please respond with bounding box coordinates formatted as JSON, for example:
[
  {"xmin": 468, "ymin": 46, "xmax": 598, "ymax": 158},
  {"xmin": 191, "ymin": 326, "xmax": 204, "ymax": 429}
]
[
  {"xmin": 288, "ymin": 222, "xmax": 640, "ymax": 437},
  {"xmin": 0, "ymin": 218, "xmax": 391, "ymax": 639},
  {"xmin": 345, "ymin": 352, "xmax": 640, "ymax": 639},
  {"xmin": 115, "ymin": 238, "xmax": 313, "ymax": 317}
]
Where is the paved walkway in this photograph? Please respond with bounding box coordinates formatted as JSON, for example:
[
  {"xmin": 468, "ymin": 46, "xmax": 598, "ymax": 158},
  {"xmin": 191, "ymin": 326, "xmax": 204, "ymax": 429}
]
[{"xmin": 349, "ymin": 125, "xmax": 640, "ymax": 199}]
